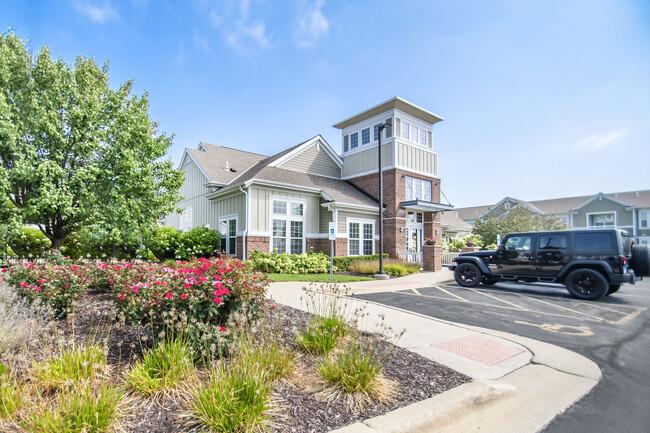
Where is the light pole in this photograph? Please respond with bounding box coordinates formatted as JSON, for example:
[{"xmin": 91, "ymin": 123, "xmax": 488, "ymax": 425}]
[{"xmin": 375, "ymin": 120, "xmax": 392, "ymax": 279}]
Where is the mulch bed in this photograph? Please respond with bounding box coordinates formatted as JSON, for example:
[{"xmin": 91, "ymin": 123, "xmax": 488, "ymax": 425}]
[{"xmin": 58, "ymin": 291, "xmax": 470, "ymax": 433}]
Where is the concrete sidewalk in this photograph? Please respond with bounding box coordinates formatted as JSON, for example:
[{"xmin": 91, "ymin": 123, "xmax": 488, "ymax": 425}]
[{"xmin": 268, "ymin": 271, "xmax": 601, "ymax": 433}]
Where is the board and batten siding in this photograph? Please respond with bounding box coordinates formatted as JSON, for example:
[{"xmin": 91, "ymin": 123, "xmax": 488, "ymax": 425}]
[
  {"xmin": 277, "ymin": 144, "xmax": 341, "ymax": 178},
  {"xmin": 341, "ymin": 142, "xmax": 394, "ymax": 178},
  {"xmin": 573, "ymin": 200, "xmax": 634, "ymax": 228},
  {"xmin": 170, "ymin": 159, "xmax": 214, "ymax": 230},
  {"xmin": 337, "ymin": 211, "xmax": 378, "ymax": 235},
  {"xmin": 248, "ymin": 186, "xmax": 320, "ymax": 234},
  {"xmin": 396, "ymin": 141, "xmax": 438, "ymax": 177},
  {"xmin": 213, "ymin": 194, "xmax": 246, "ymax": 230},
  {"xmin": 319, "ymin": 200, "xmax": 333, "ymax": 233}
]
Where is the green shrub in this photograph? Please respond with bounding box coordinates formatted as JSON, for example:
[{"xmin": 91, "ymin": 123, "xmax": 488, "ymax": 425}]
[
  {"xmin": 145, "ymin": 226, "xmax": 182, "ymax": 260},
  {"xmin": 296, "ymin": 316, "xmax": 348, "ymax": 355},
  {"xmin": 8, "ymin": 227, "xmax": 51, "ymax": 258},
  {"xmin": 333, "ymin": 254, "xmax": 389, "ymax": 271},
  {"xmin": 146, "ymin": 226, "xmax": 220, "ymax": 260},
  {"xmin": 248, "ymin": 250, "xmax": 331, "ymax": 274},
  {"xmin": 33, "ymin": 343, "xmax": 107, "ymax": 391}
]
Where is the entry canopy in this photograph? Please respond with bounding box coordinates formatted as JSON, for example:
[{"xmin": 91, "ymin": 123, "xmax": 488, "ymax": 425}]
[{"xmin": 400, "ymin": 200, "xmax": 455, "ymax": 212}]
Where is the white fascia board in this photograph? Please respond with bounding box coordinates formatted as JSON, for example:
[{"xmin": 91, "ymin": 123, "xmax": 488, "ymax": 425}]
[
  {"xmin": 572, "ymin": 192, "xmax": 635, "ymax": 211},
  {"xmin": 179, "ymin": 149, "xmax": 212, "ymax": 183},
  {"xmin": 243, "ymin": 179, "xmax": 322, "ymax": 196},
  {"xmin": 269, "ymin": 135, "xmax": 344, "ymax": 169},
  {"xmin": 327, "ymin": 202, "xmax": 380, "ymax": 214}
]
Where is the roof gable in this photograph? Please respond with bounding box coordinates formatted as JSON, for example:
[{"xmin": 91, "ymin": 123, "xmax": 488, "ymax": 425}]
[
  {"xmin": 271, "ymin": 136, "xmax": 343, "ymax": 178},
  {"xmin": 571, "ymin": 192, "xmax": 635, "ymax": 211}
]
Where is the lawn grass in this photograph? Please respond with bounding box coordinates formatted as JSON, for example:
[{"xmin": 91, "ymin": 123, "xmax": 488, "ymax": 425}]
[{"xmin": 267, "ymin": 273, "xmax": 375, "ymax": 283}]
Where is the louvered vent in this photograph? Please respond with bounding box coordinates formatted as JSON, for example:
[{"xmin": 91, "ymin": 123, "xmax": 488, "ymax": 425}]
[{"xmin": 395, "ymin": 118, "xmax": 401, "ymax": 137}]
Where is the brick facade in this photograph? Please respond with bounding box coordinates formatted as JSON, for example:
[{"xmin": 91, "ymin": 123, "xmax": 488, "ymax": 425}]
[{"xmin": 347, "ymin": 168, "xmax": 443, "ymax": 264}]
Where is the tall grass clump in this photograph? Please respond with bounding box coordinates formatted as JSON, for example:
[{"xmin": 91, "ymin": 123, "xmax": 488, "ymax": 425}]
[
  {"xmin": 237, "ymin": 333, "xmax": 295, "ymax": 383},
  {"xmin": 190, "ymin": 362, "xmax": 275, "ymax": 433},
  {"xmin": 23, "ymin": 382, "xmax": 123, "ymax": 433},
  {"xmin": 296, "ymin": 284, "xmax": 351, "ymax": 355},
  {"xmin": 33, "ymin": 343, "xmax": 108, "ymax": 392},
  {"xmin": 0, "ymin": 365, "xmax": 24, "ymax": 420},
  {"xmin": 126, "ymin": 335, "xmax": 195, "ymax": 397},
  {"xmin": 348, "ymin": 259, "xmax": 419, "ymax": 276}
]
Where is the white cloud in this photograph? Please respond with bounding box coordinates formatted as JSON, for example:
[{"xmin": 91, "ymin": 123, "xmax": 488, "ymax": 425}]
[
  {"xmin": 577, "ymin": 129, "xmax": 628, "ymax": 151},
  {"xmin": 295, "ymin": 0, "xmax": 329, "ymax": 48},
  {"xmin": 209, "ymin": 10, "xmax": 223, "ymax": 28},
  {"xmin": 226, "ymin": 22, "xmax": 269, "ymax": 49},
  {"xmin": 205, "ymin": 0, "xmax": 270, "ymax": 51},
  {"xmin": 71, "ymin": 0, "xmax": 118, "ymax": 24}
]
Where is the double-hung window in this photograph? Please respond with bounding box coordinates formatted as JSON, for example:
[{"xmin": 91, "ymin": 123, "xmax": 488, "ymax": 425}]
[
  {"xmin": 405, "ymin": 176, "xmax": 432, "ymax": 201},
  {"xmin": 588, "ymin": 213, "xmax": 615, "ymax": 228},
  {"xmin": 180, "ymin": 208, "xmax": 192, "ymax": 232},
  {"xmin": 348, "ymin": 220, "xmax": 374, "ymax": 256},
  {"xmin": 373, "ymin": 124, "xmax": 380, "ymax": 141},
  {"xmin": 402, "ymin": 122, "xmax": 410, "ymax": 140},
  {"xmin": 640, "ymin": 211, "xmax": 650, "ymax": 229},
  {"xmin": 219, "ymin": 217, "xmax": 237, "ymax": 255},
  {"xmin": 271, "ymin": 198, "xmax": 305, "ymax": 254}
]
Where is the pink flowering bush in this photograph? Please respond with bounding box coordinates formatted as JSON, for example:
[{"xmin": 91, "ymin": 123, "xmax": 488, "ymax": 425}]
[{"xmin": 5, "ymin": 262, "xmax": 93, "ymax": 319}]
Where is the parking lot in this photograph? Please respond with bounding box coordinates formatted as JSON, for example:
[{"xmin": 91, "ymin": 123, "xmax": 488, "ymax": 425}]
[{"xmin": 354, "ymin": 279, "xmax": 650, "ymax": 433}]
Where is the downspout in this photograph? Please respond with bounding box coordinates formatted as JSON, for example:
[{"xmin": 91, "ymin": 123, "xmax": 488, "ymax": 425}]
[{"xmin": 239, "ymin": 186, "xmax": 249, "ymax": 260}]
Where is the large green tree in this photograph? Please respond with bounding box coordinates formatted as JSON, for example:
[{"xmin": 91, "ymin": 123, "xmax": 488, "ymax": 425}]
[
  {"xmin": 0, "ymin": 31, "xmax": 183, "ymax": 249},
  {"xmin": 473, "ymin": 206, "xmax": 569, "ymax": 246}
]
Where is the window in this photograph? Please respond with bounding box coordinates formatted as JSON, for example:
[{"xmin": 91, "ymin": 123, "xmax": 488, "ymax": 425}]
[
  {"xmin": 348, "ymin": 220, "xmax": 374, "ymax": 256},
  {"xmin": 180, "ymin": 208, "xmax": 192, "ymax": 232},
  {"xmin": 343, "ymin": 135, "xmax": 349, "ymax": 152},
  {"xmin": 374, "ymin": 124, "xmax": 380, "ymax": 141},
  {"xmin": 407, "ymin": 211, "xmax": 423, "ymax": 223},
  {"xmin": 557, "ymin": 215, "xmax": 570, "ymax": 226},
  {"xmin": 405, "ymin": 176, "xmax": 432, "ymax": 201},
  {"xmin": 219, "ymin": 217, "xmax": 237, "ymax": 255},
  {"xmin": 538, "ymin": 234, "xmax": 567, "ymax": 250},
  {"xmin": 350, "ymin": 132, "xmax": 358, "ymax": 149},
  {"xmin": 412, "ymin": 126, "xmax": 418, "ymax": 143},
  {"xmin": 575, "ymin": 233, "xmax": 613, "ymax": 250},
  {"xmin": 588, "ymin": 213, "xmax": 615, "ymax": 228},
  {"xmin": 402, "ymin": 122, "xmax": 410, "ymax": 139},
  {"xmin": 640, "ymin": 211, "xmax": 650, "ymax": 229},
  {"xmin": 271, "ymin": 198, "xmax": 305, "ymax": 254},
  {"xmin": 504, "ymin": 235, "xmax": 532, "ymax": 251},
  {"xmin": 420, "ymin": 129, "xmax": 427, "ymax": 145},
  {"xmin": 639, "ymin": 237, "xmax": 650, "ymax": 245},
  {"xmin": 385, "ymin": 118, "xmax": 392, "ymax": 137},
  {"xmin": 362, "ymin": 128, "xmax": 370, "ymax": 145}
]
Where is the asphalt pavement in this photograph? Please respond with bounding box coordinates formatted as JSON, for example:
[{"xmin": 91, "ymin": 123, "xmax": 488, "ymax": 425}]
[{"xmin": 352, "ymin": 274, "xmax": 650, "ymax": 433}]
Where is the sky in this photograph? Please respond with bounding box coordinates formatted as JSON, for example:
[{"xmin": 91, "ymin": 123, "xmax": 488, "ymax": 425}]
[{"xmin": 3, "ymin": 0, "xmax": 649, "ymax": 208}]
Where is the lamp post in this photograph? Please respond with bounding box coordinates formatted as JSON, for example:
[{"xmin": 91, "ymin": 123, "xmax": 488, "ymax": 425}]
[{"xmin": 375, "ymin": 120, "xmax": 392, "ymax": 279}]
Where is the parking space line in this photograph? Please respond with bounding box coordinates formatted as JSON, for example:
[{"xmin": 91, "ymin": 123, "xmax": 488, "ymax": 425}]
[
  {"xmin": 611, "ymin": 307, "xmax": 647, "ymax": 325},
  {"xmin": 432, "ymin": 285, "xmax": 470, "ymax": 302},
  {"xmin": 579, "ymin": 302, "xmax": 630, "ymax": 315},
  {"xmin": 411, "ymin": 288, "xmax": 422, "ymax": 296},
  {"xmin": 525, "ymin": 297, "xmax": 620, "ymax": 324},
  {"xmin": 468, "ymin": 288, "xmax": 528, "ymax": 311}
]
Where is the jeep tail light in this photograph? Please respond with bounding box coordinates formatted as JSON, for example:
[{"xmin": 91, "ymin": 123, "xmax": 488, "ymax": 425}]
[{"xmin": 621, "ymin": 256, "xmax": 628, "ymax": 267}]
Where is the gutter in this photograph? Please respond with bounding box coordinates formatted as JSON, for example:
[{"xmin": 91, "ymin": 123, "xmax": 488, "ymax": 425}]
[{"xmin": 239, "ymin": 185, "xmax": 249, "ymax": 260}]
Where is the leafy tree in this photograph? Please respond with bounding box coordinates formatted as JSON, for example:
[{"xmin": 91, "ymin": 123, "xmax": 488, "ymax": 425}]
[
  {"xmin": 0, "ymin": 31, "xmax": 183, "ymax": 249},
  {"xmin": 473, "ymin": 206, "xmax": 568, "ymax": 246}
]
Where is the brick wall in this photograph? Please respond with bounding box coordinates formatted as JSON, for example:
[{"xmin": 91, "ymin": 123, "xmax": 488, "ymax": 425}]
[
  {"xmin": 422, "ymin": 244, "xmax": 442, "ymax": 271},
  {"xmin": 347, "ymin": 168, "xmax": 443, "ymax": 259}
]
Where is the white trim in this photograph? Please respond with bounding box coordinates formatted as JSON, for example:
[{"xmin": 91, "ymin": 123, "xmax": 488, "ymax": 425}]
[
  {"xmin": 586, "ymin": 211, "xmax": 617, "ymax": 228},
  {"xmin": 323, "ymin": 202, "xmax": 379, "ymax": 214},
  {"xmin": 346, "ymin": 217, "xmax": 376, "ymax": 256},
  {"xmin": 572, "ymin": 192, "xmax": 635, "ymax": 211},
  {"xmin": 269, "ymin": 196, "xmax": 307, "ymax": 254},
  {"xmin": 341, "ymin": 165, "xmax": 396, "ymax": 180},
  {"xmin": 342, "ymin": 165, "xmax": 441, "ymax": 182},
  {"xmin": 341, "ymin": 138, "xmax": 394, "ymax": 158},
  {"xmin": 269, "ymin": 136, "xmax": 344, "ymax": 169},
  {"xmin": 245, "ymin": 179, "xmax": 322, "ymax": 196},
  {"xmin": 178, "ymin": 149, "xmax": 212, "ymax": 182},
  {"xmin": 218, "ymin": 214, "xmax": 238, "ymax": 256}
]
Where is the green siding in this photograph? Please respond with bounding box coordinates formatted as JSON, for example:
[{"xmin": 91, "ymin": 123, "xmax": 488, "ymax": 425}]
[
  {"xmin": 396, "ymin": 141, "xmax": 438, "ymax": 176},
  {"xmin": 248, "ymin": 186, "xmax": 319, "ymax": 234},
  {"xmin": 574, "ymin": 199, "xmax": 633, "ymax": 228},
  {"xmin": 337, "ymin": 210, "xmax": 378, "ymax": 235},
  {"xmin": 342, "ymin": 142, "xmax": 394, "ymax": 178}
]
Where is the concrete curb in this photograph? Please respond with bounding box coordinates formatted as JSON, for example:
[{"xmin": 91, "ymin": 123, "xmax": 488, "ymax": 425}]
[{"xmin": 268, "ymin": 276, "xmax": 601, "ymax": 433}]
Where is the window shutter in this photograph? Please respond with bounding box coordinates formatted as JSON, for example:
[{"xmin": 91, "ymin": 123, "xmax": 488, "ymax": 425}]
[
  {"xmin": 427, "ymin": 131, "xmax": 432, "ymax": 148},
  {"xmin": 395, "ymin": 118, "xmax": 401, "ymax": 137},
  {"xmin": 344, "ymin": 135, "xmax": 349, "ymax": 152}
]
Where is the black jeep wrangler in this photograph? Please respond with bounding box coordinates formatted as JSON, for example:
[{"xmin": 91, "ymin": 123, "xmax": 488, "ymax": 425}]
[{"xmin": 450, "ymin": 229, "xmax": 649, "ymax": 300}]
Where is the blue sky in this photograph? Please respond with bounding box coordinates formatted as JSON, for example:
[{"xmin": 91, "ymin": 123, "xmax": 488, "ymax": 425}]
[{"xmin": 3, "ymin": 0, "xmax": 649, "ymax": 207}]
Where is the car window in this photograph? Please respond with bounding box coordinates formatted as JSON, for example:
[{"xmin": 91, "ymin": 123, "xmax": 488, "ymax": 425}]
[
  {"xmin": 575, "ymin": 233, "xmax": 613, "ymax": 251},
  {"xmin": 504, "ymin": 235, "xmax": 532, "ymax": 251},
  {"xmin": 538, "ymin": 234, "xmax": 568, "ymax": 250}
]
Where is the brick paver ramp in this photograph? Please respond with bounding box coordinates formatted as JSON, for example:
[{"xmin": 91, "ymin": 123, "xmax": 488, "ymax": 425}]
[{"xmin": 434, "ymin": 335, "xmax": 524, "ymax": 365}]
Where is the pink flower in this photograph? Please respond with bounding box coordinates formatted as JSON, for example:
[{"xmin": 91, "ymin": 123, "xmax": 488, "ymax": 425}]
[
  {"xmin": 199, "ymin": 276, "xmax": 207, "ymax": 282},
  {"xmin": 1, "ymin": 269, "xmax": 7, "ymax": 273},
  {"xmin": 26, "ymin": 263, "xmax": 35, "ymax": 268},
  {"xmin": 184, "ymin": 283, "xmax": 191, "ymax": 289},
  {"xmin": 214, "ymin": 297, "xmax": 222, "ymax": 305},
  {"xmin": 219, "ymin": 327, "xmax": 226, "ymax": 332},
  {"xmin": 38, "ymin": 278, "xmax": 45, "ymax": 284},
  {"xmin": 218, "ymin": 268, "xmax": 225, "ymax": 274},
  {"xmin": 214, "ymin": 275, "xmax": 222, "ymax": 280},
  {"xmin": 214, "ymin": 282, "xmax": 224, "ymax": 289},
  {"xmin": 34, "ymin": 286, "xmax": 41, "ymax": 291},
  {"xmin": 272, "ymin": 304, "xmax": 277, "ymax": 309},
  {"xmin": 165, "ymin": 293, "xmax": 173, "ymax": 299},
  {"xmin": 120, "ymin": 293, "xmax": 125, "ymax": 300},
  {"xmin": 181, "ymin": 293, "xmax": 187, "ymax": 300},
  {"xmin": 125, "ymin": 263, "xmax": 133, "ymax": 268},
  {"xmin": 19, "ymin": 282, "xmax": 27, "ymax": 288},
  {"xmin": 132, "ymin": 287, "xmax": 139, "ymax": 294},
  {"xmin": 253, "ymin": 276, "xmax": 258, "ymax": 280}
]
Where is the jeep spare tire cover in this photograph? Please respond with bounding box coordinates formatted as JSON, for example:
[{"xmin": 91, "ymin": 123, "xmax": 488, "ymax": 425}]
[{"xmin": 630, "ymin": 244, "xmax": 650, "ymax": 277}]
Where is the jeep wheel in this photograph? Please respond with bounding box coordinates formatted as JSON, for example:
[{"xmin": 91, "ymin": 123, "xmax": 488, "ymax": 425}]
[
  {"xmin": 454, "ymin": 263, "xmax": 482, "ymax": 288},
  {"xmin": 482, "ymin": 276, "xmax": 499, "ymax": 286},
  {"xmin": 630, "ymin": 244, "xmax": 650, "ymax": 277},
  {"xmin": 565, "ymin": 269, "xmax": 608, "ymax": 300},
  {"xmin": 607, "ymin": 284, "xmax": 621, "ymax": 295}
]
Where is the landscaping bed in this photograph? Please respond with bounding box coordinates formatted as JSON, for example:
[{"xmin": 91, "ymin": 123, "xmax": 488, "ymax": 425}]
[{"xmin": 0, "ymin": 259, "xmax": 469, "ymax": 432}]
